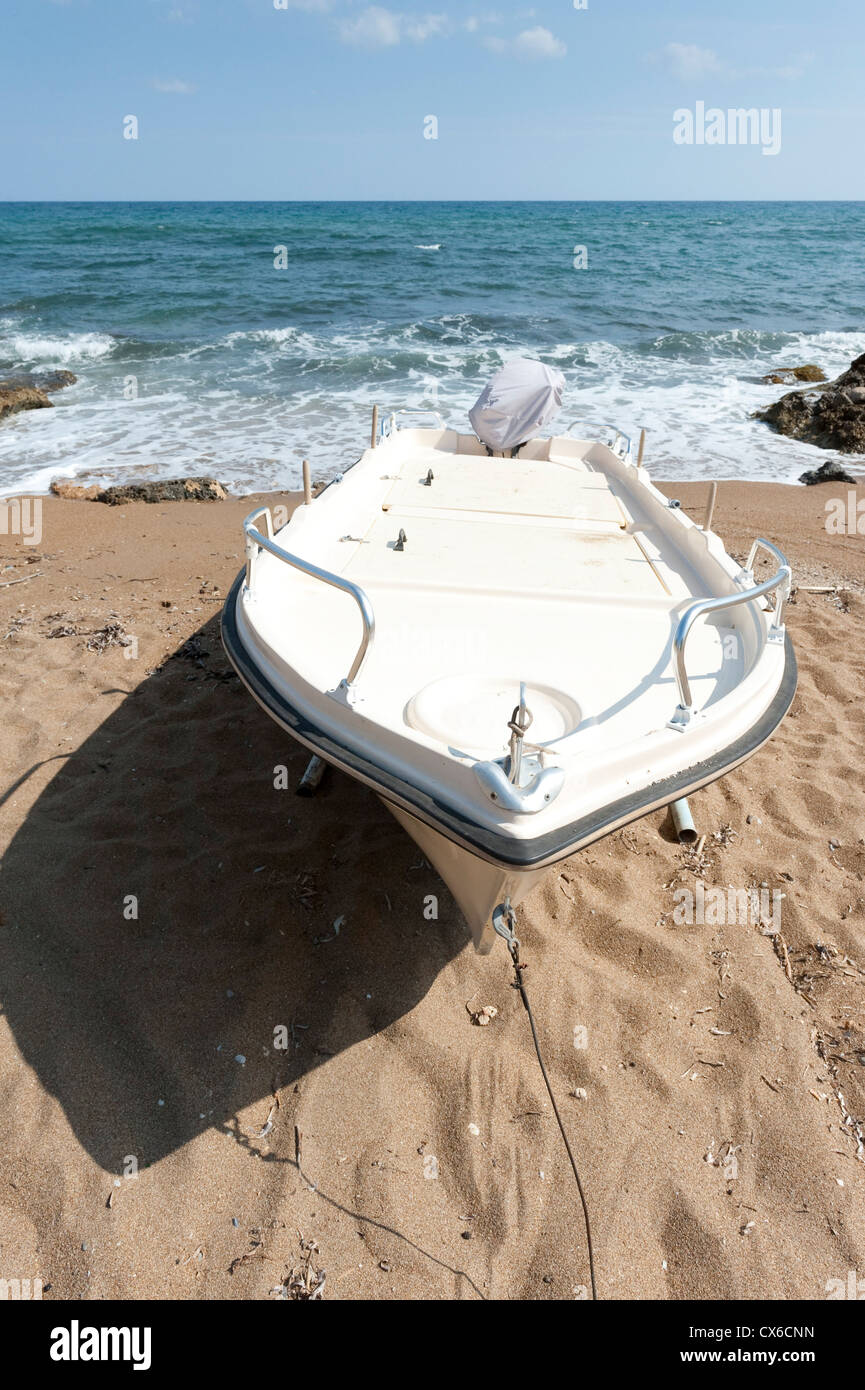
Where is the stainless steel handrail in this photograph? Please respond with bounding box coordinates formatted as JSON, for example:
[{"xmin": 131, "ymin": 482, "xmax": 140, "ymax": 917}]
[
  {"xmin": 394, "ymin": 409, "xmax": 446, "ymax": 426},
  {"xmin": 242, "ymin": 506, "xmax": 375, "ymax": 693},
  {"xmin": 670, "ymin": 536, "xmax": 791, "ymax": 726},
  {"xmin": 379, "ymin": 412, "xmax": 397, "ymax": 441},
  {"xmin": 244, "ymin": 505, "xmax": 274, "ymax": 557},
  {"xmin": 379, "ymin": 407, "xmax": 445, "ymax": 441},
  {"xmin": 567, "ymin": 420, "xmax": 632, "ymax": 459}
]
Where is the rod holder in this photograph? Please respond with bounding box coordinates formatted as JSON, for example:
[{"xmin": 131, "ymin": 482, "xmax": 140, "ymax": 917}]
[
  {"xmin": 302, "ymin": 459, "xmax": 312, "ymax": 506},
  {"xmin": 371, "ymin": 404, "xmax": 379, "ymax": 449},
  {"xmin": 637, "ymin": 428, "xmax": 646, "ymax": 468},
  {"xmin": 704, "ymin": 481, "xmax": 718, "ymax": 532}
]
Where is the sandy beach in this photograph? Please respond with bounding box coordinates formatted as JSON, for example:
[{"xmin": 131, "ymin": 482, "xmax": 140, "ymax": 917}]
[{"xmin": 1, "ymin": 478, "xmax": 863, "ymax": 1302}]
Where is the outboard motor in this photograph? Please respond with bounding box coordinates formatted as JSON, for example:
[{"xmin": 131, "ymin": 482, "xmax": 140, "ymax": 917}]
[{"xmin": 469, "ymin": 358, "xmax": 565, "ymax": 454}]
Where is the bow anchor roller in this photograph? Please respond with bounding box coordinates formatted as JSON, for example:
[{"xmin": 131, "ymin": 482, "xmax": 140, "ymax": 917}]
[
  {"xmin": 473, "ymin": 681, "xmax": 565, "ymax": 814},
  {"xmin": 507, "ymin": 682, "xmax": 533, "ymax": 786}
]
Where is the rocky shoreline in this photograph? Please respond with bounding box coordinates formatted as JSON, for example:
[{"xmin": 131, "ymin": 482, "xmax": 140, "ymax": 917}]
[
  {"xmin": 755, "ymin": 351, "xmax": 865, "ymax": 462},
  {"xmin": 50, "ymin": 477, "xmax": 229, "ymax": 504},
  {"xmin": 0, "ymin": 369, "xmax": 77, "ymax": 422}
]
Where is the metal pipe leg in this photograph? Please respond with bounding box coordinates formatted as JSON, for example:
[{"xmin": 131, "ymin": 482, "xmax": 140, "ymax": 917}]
[
  {"xmin": 296, "ymin": 755, "xmax": 328, "ymax": 798},
  {"xmin": 669, "ymin": 797, "xmax": 698, "ymax": 845}
]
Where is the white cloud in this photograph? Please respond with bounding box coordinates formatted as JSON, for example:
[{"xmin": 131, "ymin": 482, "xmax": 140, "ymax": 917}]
[
  {"xmin": 337, "ymin": 7, "xmax": 449, "ymax": 48},
  {"xmin": 662, "ymin": 43, "xmax": 722, "ymax": 80},
  {"xmin": 513, "ymin": 26, "xmax": 565, "ymax": 59},
  {"xmin": 152, "ymin": 77, "xmax": 197, "ymax": 93},
  {"xmin": 281, "ymin": 3, "xmax": 562, "ymax": 59},
  {"xmin": 339, "ymin": 7, "xmax": 400, "ymax": 46},
  {"xmin": 485, "ymin": 26, "xmax": 566, "ymax": 60},
  {"xmin": 148, "ymin": 0, "xmax": 199, "ymax": 18},
  {"xmin": 278, "ymin": 3, "xmax": 507, "ymax": 50},
  {"xmin": 405, "ymin": 13, "xmax": 449, "ymax": 41},
  {"xmin": 655, "ymin": 42, "xmax": 811, "ymax": 82},
  {"xmin": 745, "ymin": 53, "xmax": 813, "ymax": 80},
  {"xmin": 464, "ymin": 11, "xmax": 502, "ymax": 32}
]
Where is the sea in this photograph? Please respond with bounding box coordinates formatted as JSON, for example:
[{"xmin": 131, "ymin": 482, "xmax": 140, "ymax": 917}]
[{"xmin": 1, "ymin": 201, "xmax": 863, "ymax": 495}]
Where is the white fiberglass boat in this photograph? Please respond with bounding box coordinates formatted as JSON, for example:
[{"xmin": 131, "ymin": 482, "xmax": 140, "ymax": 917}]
[{"xmin": 222, "ymin": 391, "xmax": 795, "ymax": 953}]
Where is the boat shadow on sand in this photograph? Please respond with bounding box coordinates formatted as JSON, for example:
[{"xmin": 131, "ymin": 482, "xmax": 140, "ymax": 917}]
[{"xmin": 0, "ymin": 611, "xmax": 467, "ymax": 1175}]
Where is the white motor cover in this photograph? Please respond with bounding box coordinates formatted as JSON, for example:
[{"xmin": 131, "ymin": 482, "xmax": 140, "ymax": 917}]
[{"xmin": 469, "ymin": 358, "xmax": 565, "ymax": 451}]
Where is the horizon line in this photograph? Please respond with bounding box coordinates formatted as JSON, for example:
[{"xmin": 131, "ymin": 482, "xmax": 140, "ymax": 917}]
[{"xmin": 2, "ymin": 197, "xmax": 864, "ymax": 206}]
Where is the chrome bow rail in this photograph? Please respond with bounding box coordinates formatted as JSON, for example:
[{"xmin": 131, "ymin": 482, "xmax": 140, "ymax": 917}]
[
  {"xmin": 243, "ymin": 505, "xmax": 375, "ymax": 699},
  {"xmin": 567, "ymin": 420, "xmax": 632, "ymax": 460},
  {"xmin": 669, "ymin": 537, "xmax": 792, "ymax": 729}
]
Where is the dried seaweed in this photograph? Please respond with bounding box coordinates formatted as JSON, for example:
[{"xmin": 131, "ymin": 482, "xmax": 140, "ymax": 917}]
[
  {"xmin": 272, "ymin": 1235, "xmax": 325, "ymax": 1300},
  {"xmin": 85, "ymin": 623, "xmax": 132, "ymax": 653}
]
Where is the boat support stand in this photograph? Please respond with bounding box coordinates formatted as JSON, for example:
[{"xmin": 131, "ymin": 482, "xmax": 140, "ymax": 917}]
[
  {"xmin": 669, "ymin": 796, "xmax": 698, "ymax": 845},
  {"xmin": 296, "ymin": 754, "xmax": 328, "ymax": 798}
]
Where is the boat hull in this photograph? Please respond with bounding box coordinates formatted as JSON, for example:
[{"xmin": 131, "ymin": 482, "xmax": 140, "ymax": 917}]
[
  {"xmin": 221, "ymin": 567, "xmax": 798, "ymax": 950},
  {"xmin": 383, "ymin": 801, "xmax": 548, "ymax": 953}
]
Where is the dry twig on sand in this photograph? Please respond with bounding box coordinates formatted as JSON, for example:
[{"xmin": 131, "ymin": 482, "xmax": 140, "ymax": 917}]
[{"xmin": 0, "ymin": 571, "xmax": 42, "ymax": 588}]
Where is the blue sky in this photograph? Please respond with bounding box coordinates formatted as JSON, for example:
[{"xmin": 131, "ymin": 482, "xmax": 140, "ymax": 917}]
[{"xmin": 2, "ymin": 0, "xmax": 863, "ymax": 199}]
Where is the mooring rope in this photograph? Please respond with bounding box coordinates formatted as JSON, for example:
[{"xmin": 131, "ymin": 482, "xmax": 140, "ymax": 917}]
[{"xmin": 496, "ymin": 906, "xmax": 599, "ymax": 1300}]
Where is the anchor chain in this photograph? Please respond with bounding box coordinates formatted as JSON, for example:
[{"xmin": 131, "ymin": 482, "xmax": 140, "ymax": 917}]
[{"xmin": 492, "ymin": 897, "xmax": 521, "ymax": 958}]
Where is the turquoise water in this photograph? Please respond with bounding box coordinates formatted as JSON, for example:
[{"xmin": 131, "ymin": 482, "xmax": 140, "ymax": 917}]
[{"xmin": 1, "ymin": 201, "xmax": 863, "ymax": 493}]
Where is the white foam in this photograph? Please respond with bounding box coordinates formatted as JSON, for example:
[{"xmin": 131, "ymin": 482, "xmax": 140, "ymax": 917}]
[
  {"xmin": 1, "ymin": 325, "xmax": 862, "ymax": 497},
  {"xmin": 224, "ymin": 326, "xmax": 302, "ymax": 346},
  {"xmin": 0, "ymin": 320, "xmax": 116, "ymax": 366}
]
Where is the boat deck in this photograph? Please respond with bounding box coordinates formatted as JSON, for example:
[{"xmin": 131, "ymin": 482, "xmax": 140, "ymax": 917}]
[
  {"xmin": 347, "ymin": 446, "xmax": 682, "ymax": 599},
  {"xmin": 251, "ymin": 442, "xmax": 743, "ymax": 765}
]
